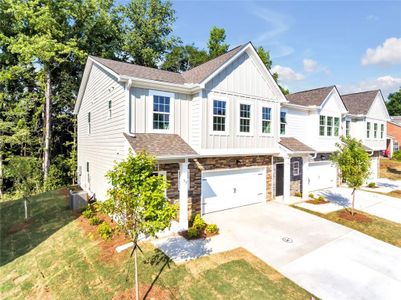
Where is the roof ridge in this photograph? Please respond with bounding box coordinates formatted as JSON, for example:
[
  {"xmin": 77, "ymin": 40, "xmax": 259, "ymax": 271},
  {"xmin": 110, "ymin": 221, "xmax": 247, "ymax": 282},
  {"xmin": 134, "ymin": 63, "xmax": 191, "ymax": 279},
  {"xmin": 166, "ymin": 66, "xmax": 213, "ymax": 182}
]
[
  {"xmin": 288, "ymin": 85, "xmax": 335, "ymax": 95},
  {"xmin": 341, "ymin": 89, "xmax": 380, "ymax": 96}
]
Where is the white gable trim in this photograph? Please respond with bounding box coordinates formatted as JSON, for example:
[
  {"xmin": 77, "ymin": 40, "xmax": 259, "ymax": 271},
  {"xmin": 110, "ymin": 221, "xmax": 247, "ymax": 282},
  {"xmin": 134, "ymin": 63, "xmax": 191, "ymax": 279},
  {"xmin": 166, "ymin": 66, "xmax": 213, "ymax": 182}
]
[
  {"xmin": 366, "ymin": 90, "xmax": 391, "ymax": 121},
  {"xmin": 320, "ymin": 86, "xmax": 348, "ymax": 114}
]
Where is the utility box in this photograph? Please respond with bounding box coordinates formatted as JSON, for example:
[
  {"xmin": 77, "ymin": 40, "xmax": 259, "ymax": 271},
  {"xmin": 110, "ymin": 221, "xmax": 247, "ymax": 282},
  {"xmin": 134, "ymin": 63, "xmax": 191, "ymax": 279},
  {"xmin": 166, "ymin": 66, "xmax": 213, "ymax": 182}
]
[{"xmin": 69, "ymin": 187, "xmax": 88, "ymax": 211}]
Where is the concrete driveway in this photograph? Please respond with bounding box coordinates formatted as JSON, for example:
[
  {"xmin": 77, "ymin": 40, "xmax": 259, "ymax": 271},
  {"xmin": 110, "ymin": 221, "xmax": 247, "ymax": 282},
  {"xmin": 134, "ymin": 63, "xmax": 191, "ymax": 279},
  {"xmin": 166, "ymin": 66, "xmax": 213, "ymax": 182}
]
[
  {"xmin": 203, "ymin": 203, "xmax": 401, "ymax": 300},
  {"xmin": 316, "ymin": 187, "xmax": 401, "ymax": 224}
]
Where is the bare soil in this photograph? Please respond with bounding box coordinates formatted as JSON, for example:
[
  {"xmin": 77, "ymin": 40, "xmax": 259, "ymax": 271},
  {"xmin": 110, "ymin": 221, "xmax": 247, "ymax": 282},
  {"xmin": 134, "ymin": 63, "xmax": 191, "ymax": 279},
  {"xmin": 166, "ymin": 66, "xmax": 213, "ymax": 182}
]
[
  {"xmin": 338, "ymin": 210, "xmax": 372, "ymax": 223},
  {"xmin": 7, "ymin": 218, "xmax": 34, "ymax": 235},
  {"xmin": 112, "ymin": 284, "xmax": 173, "ymax": 300},
  {"xmin": 306, "ymin": 199, "xmax": 329, "ymax": 205}
]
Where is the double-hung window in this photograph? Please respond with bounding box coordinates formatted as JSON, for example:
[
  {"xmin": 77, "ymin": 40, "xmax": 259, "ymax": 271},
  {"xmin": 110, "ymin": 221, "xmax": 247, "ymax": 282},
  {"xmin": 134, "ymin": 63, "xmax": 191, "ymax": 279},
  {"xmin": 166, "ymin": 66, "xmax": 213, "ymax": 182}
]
[
  {"xmin": 380, "ymin": 124, "xmax": 384, "ymax": 139},
  {"xmin": 292, "ymin": 161, "xmax": 300, "ymax": 176},
  {"xmin": 153, "ymin": 95, "xmax": 170, "ymax": 130},
  {"xmin": 367, "ymin": 122, "xmax": 371, "ymax": 138},
  {"xmin": 88, "ymin": 112, "xmax": 91, "ymax": 134},
  {"xmin": 374, "ymin": 123, "xmax": 378, "ymax": 138},
  {"xmin": 280, "ymin": 111, "xmax": 287, "ymax": 135},
  {"xmin": 394, "ymin": 141, "xmax": 399, "ymax": 152},
  {"xmin": 239, "ymin": 104, "xmax": 251, "ymax": 133},
  {"xmin": 319, "ymin": 116, "xmax": 326, "ymax": 136},
  {"xmin": 334, "ymin": 117, "xmax": 340, "ymax": 136},
  {"xmin": 345, "ymin": 120, "xmax": 351, "ymax": 137},
  {"xmin": 213, "ymin": 100, "xmax": 226, "ymax": 132},
  {"xmin": 327, "ymin": 116, "xmax": 333, "ymax": 136},
  {"xmin": 262, "ymin": 107, "xmax": 271, "ymax": 134}
]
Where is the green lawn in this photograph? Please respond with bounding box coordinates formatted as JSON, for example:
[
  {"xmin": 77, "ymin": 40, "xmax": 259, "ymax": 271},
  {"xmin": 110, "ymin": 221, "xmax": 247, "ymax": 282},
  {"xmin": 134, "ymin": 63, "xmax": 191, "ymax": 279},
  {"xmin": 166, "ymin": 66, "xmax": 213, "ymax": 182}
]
[
  {"xmin": 293, "ymin": 206, "xmax": 401, "ymax": 248},
  {"xmin": 0, "ymin": 189, "xmax": 314, "ymax": 299}
]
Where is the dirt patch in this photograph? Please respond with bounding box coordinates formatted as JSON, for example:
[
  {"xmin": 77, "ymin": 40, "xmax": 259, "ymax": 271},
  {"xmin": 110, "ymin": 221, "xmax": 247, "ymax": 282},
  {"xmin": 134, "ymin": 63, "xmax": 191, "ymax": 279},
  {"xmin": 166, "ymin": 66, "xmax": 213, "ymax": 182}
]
[
  {"xmin": 112, "ymin": 284, "xmax": 173, "ymax": 300},
  {"xmin": 338, "ymin": 210, "xmax": 372, "ymax": 222},
  {"xmin": 306, "ymin": 199, "xmax": 329, "ymax": 205},
  {"xmin": 387, "ymin": 190, "xmax": 401, "ymax": 198},
  {"xmin": 7, "ymin": 218, "xmax": 34, "ymax": 235}
]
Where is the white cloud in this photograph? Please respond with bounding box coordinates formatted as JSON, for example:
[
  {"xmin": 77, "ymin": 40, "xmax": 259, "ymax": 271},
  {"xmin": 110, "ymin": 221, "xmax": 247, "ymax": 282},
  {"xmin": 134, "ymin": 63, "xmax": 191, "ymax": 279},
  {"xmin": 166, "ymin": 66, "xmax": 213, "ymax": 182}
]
[
  {"xmin": 361, "ymin": 37, "xmax": 401, "ymax": 66},
  {"xmin": 338, "ymin": 75, "xmax": 401, "ymax": 98},
  {"xmin": 366, "ymin": 14, "xmax": 379, "ymax": 22},
  {"xmin": 271, "ymin": 65, "xmax": 305, "ymax": 81},
  {"xmin": 303, "ymin": 59, "xmax": 318, "ymax": 72}
]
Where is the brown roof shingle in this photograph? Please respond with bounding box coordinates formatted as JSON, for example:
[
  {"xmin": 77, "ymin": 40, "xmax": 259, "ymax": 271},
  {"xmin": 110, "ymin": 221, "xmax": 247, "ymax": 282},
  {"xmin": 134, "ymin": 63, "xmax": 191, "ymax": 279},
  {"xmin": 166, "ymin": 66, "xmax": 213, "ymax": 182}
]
[
  {"xmin": 90, "ymin": 44, "xmax": 246, "ymax": 85},
  {"xmin": 341, "ymin": 90, "xmax": 379, "ymax": 115},
  {"xmin": 286, "ymin": 86, "xmax": 335, "ymax": 107},
  {"xmin": 124, "ymin": 133, "xmax": 198, "ymax": 157},
  {"xmin": 279, "ymin": 137, "xmax": 315, "ymax": 152}
]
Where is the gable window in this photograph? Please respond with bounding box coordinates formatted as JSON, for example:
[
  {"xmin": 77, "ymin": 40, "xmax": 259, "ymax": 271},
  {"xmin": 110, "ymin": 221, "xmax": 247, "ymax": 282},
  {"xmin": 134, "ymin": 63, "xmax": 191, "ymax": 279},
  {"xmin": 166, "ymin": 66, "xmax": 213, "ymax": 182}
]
[
  {"xmin": 153, "ymin": 95, "xmax": 171, "ymax": 130},
  {"xmin": 239, "ymin": 104, "xmax": 251, "ymax": 133},
  {"xmin": 108, "ymin": 100, "xmax": 112, "ymax": 119},
  {"xmin": 334, "ymin": 117, "xmax": 340, "ymax": 136},
  {"xmin": 346, "ymin": 120, "xmax": 351, "ymax": 137},
  {"xmin": 367, "ymin": 122, "xmax": 371, "ymax": 138},
  {"xmin": 319, "ymin": 116, "xmax": 326, "ymax": 136},
  {"xmin": 292, "ymin": 161, "xmax": 300, "ymax": 176},
  {"xmin": 88, "ymin": 112, "xmax": 91, "ymax": 134},
  {"xmin": 213, "ymin": 100, "xmax": 226, "ymax": 132},
  {"xmin": 381, "ymin": 124, "xmax": 384, "ymax": 139},
  {"xmin": 262, "ymin": 107, "xmax": 271, "ymax": 134},
  {"xmin": 327, "ymin": 116, "xmax": 333, "ymax": 136},
  {"xmin": 280, "ymin": 111, "xmax": 287, "ymax": 135},
  {"xmin": 374, "ymin": 123, "xmax": 378, "ymax": 138}
]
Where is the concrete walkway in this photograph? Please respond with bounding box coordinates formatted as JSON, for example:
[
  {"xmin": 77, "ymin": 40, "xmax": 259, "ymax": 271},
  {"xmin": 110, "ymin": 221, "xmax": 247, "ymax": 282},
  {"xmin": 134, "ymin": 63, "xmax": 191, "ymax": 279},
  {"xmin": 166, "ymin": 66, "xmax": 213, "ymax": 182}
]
[
  {"xmin": 361, "ymin": 178, "xmax": 401, "ymax": 194},
  {"xmin": 315, "ymin": 187, "xmax": 401, "ymax": 224}
]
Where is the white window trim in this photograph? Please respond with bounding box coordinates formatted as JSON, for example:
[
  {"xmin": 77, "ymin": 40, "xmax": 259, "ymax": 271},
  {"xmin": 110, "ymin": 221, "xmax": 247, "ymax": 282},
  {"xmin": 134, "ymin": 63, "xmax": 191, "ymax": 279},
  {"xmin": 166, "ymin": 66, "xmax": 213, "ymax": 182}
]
[
  {"xmin": 280, "ymin": 109, "xmax": 287, "ymax": 136},
  {"xmin": 367, "ymin": 121, "xmax": 371, "ymax": 139},
  {"xmin": 345, "ymin": 119, "xmax": 351, "ymax": 137},
  {"xmin": 209, "ymin": 97, "xmax": 229, "ymax": 136},
  {"xmin": 260, "ymin": 105, "xmax": 273, "ymax": 136},
  {"xmin": 319, "ymin": 114, "xmax": 341, "ymax": 139},
  {"xmin": 380, "ymin": 123, "xmax": 385, "ymax": 139},
  {"xmin": 237, "ymin": 100, "xmax": 254, "ymax": 136},
  {"xmin": 148, "ymin": 90, "xmax": 175, "ymax": 134},
  {"xmin": 373, "ymin": 123, "xmax": 378, "ymax": 139},
  {"xmin": 394, "ymin": 141, "xmax": 399, "ymax": 152},
  {"xmin": 293, "ymin": 161, "xmax": 300, "ymax": 176}
]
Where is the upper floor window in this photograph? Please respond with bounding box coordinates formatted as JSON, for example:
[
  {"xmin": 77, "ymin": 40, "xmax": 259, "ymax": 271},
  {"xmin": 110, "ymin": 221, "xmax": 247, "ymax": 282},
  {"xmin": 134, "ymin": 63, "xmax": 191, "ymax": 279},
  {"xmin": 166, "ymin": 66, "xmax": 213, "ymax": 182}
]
[
  {"xmin": 319, "ymin": 115, "xmax": 339, "ymax": 137},
  {"xmin": 319, "ymin": 116, "xmax": 326, "ymax": 136},
  {"xmin": 108, "ymin": 100, "xmax": 112, "ymax": 119},
  {"xmin": 367, "ymin": 122, "xmax": 371, "ymax": 138},
  {"xmin": 88, "ymin": 112, "xmax": 91, "ymax": 134},
  {"xmin": 262, "ymin": 107, "xmax": 271, "ymax": 134},
  {"xmin": 153, "ymin": 95, "xmax": 170, "ymax": 130},
  {"xmin": 374, "ymin": 123, "xmax": 378, "ymax": 138},
  {"xmin": 213, "ymin": 100, "xmax": 226, "ymax": 132},
  {"xmin": 280, "ymin": 111, "xmax": 287, "ymax": 135},
  {"xmin": 327, "ymin": 116, "xmax": 333, "ymax": 136},
  {"xmin": 239, "ymin": 103, "xmax": 251, "ymax": 133},
  {"xmin": 345, "ymin": 120, "xmax": 351, "ymax": 137},
  {"xmin": 381, "ymin": 124, "xmax": 384, "ymax": 139},
  {"xmin": 334, "ymin": 117, "xmax": 340, "ymax": 136}
]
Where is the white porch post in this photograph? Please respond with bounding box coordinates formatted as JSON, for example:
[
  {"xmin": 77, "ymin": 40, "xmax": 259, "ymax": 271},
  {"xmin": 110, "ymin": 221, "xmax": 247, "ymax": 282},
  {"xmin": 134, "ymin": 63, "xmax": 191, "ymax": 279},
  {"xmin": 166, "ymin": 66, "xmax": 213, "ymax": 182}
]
[
  {"xmin": 179, "ymin": 160, "xmax": 189, "ymax": 231},
  {"xmin": 302, "ymin": 156, "xmax": 309, "ymax": 200},
  {"xmin": 283, "ymin": 156, "xmax": 291, "ymax": 201}
]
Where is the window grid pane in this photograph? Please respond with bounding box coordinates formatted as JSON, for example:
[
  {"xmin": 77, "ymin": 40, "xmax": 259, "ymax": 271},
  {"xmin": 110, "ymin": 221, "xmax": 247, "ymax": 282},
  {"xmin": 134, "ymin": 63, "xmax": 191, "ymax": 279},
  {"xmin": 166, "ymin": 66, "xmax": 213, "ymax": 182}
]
[
  {"xmin": 213, "ymin": 100, "xmax": 226, "ymax": 132},
  {"xmin": 262, "ymin": 107, "xmax": 271, "ymax": 134},
  {"xmin": 381, "ymin": 124, "xmax": 384, "ymax": 138},
  {"xmin": 239, "ymin": 104, "xmax": 251, "ymax": 133},
  {"xmin": 153, "ymin": 95, "xmax": 170, "ymax": 130},
  {"xmin": 327, "ymin": 117, "xmax": 333, "ymax": 136}
]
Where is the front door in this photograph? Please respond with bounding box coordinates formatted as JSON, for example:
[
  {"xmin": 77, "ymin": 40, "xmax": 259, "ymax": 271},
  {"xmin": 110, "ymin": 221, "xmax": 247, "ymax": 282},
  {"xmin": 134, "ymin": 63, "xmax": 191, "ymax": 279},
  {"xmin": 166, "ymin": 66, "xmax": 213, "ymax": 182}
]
[{"xmin": 276, "ymin": 164, "xmax": 284, "ymax": 196}]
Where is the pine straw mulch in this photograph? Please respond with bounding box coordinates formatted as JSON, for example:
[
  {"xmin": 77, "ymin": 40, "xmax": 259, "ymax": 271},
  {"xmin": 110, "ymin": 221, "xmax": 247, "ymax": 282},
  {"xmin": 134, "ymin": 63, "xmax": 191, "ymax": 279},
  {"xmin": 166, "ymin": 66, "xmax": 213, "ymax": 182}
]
[{"xmin": 337, "ymin": 210, "xmax": 373, "ymax": 223}]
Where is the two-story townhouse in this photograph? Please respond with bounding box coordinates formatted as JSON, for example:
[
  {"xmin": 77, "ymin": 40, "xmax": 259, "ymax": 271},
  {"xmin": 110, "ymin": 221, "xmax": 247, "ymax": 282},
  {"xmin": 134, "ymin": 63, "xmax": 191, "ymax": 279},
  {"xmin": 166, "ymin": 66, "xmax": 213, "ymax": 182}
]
[
  {"xmin": 74, "ymin": 42, "xmax": 287, "ymax": 230},
  {"xmin": 341, "ymin": 90, "xmax": 391, "ymax": 179},
  {"xmin": 276, "ymin": 86, "xmax": 348, "ymax": 201}
]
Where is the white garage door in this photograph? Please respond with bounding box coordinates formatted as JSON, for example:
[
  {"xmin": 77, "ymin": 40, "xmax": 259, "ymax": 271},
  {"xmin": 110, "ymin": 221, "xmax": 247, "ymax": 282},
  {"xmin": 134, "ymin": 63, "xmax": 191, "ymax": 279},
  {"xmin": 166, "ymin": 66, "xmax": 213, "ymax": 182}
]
[
  {"xmin": 308, "ymin": 162, "xmax": 337, "ymax": 191},
  {"xmin": 369, "ymin": 157, "xmax": 378, "ymax": 180},
  {"xmin": 202, "ymin": 167, "xmax": 266, "ymax": 214}
]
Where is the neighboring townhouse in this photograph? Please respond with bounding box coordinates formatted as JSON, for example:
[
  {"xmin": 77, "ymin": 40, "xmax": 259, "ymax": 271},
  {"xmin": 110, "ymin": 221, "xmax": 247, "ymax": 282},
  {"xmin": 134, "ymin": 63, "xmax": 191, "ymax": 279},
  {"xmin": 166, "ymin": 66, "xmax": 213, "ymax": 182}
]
[
  {"xmin": 341, "ymin": 90, "xmax": 390, "ymax": 179},
  {"xmin": 279, "ymin": 86, "xmax": 348, "ymax": 200},
  {"xmin": 386, "ymin": 118, "xmax": 401, "ymax": 157},
  {"xmin": 74, "ymin": 42, "xmax": 287, "ymax": 230}
]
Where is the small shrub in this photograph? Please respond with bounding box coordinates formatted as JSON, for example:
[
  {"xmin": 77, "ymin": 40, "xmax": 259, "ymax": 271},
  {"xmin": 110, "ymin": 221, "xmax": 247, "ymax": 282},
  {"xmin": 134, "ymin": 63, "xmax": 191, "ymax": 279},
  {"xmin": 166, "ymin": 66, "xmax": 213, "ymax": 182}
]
[
  {"xmin": 308, "ymin": 193, "xmax": 315, "ymax": 199},
  {"xmin": 393, "ymin": 151, "xmax": 401, "ymax": 161},
  {"xmin": 368, "ymin": 182, "xmax": 376, "ymax": 188},
  {"xmin": 82, "ymin": 207, "xmax": 93, "ymax": 219},
  {"xmin": 97, "ymin": 222, "xmax": 113, "ymax": 240},
  {"xmin": 317, "ymin": 195, "xmax": 325, "ymax": 201},
  {"xmin": 192, "ymin": 214, "xmax": 206, "ymax": 230},
  {"xmin": 187, "ymin": 227, "xmax": 199, "ymax": 239},
  {"xmin": 294, "ymin": 191, "xmax": 302, "ymax": 197},
  {"xmin": 205, "ymin": 224, "xmax": 219, "ymax": 235},
  {"xmin": 89, "ymin": 216, "xmax": 102, "ymax": 226}
]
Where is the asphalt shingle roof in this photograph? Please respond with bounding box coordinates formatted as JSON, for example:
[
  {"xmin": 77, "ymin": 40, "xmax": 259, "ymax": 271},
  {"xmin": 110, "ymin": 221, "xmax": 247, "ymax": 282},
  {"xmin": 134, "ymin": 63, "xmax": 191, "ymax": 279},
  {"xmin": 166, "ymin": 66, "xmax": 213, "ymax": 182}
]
[
  {"xmin": 286, "ymin": 86, "xmax": 335, "ymax": 107},
  {"xmin": 279, "ymin": 137, "xmax": 315, "ymax": 152},
  {"xmin": 341, "ymin": 90, "xmax": 379, "ymax": 115}
]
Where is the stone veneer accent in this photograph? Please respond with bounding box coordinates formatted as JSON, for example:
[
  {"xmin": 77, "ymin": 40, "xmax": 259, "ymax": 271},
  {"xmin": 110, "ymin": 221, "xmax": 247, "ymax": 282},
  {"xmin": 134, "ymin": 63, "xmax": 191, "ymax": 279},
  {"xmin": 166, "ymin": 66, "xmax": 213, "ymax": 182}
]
[{"xmin": 159, "ymin": 155, "xmax": 273, "ymax": 218}]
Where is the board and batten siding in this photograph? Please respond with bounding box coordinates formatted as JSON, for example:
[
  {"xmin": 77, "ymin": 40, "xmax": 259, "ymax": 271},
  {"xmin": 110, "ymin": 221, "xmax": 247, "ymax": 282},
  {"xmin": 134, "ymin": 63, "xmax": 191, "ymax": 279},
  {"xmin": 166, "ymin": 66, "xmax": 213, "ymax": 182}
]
[{"xmin": 77, "ymin": 64, "xmax": 127, "ymax": 200}]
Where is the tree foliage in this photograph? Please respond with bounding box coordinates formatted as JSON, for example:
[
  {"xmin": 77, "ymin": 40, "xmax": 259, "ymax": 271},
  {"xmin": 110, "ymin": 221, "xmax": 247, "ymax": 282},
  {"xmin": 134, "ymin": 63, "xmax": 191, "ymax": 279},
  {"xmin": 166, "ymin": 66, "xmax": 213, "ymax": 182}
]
[
  {"xmin": 386, "ymin": 87, "xmax": 401, "ymax": 116},
  {"xmin": 207, "ymin": 26, "xmax": 229, "ymax": 58},
  {"xmin": 161, "ymin": 44, "xmax": 208, "ymax": 72}
]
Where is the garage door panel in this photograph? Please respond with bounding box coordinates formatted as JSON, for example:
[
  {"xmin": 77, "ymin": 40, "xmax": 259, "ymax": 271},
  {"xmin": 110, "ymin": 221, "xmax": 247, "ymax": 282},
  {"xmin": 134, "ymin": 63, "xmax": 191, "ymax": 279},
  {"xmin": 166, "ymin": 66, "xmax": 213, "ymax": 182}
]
[
  {"xmin": 308, "ymin": 162, "xmax": 337, "ymax": 191},
  {"xmin": 202, "ymin": 168, "xmax": 266, "ymax": 214}
]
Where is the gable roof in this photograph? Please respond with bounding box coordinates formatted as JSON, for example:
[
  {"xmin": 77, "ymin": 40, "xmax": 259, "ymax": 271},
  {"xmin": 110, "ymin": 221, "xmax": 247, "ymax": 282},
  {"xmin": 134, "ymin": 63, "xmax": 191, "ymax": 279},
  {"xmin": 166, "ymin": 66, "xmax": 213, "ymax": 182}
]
[
  {"xmin": 341, "ymin": 90, "xmax": 379, "ymax": 115},
  {"xmin": 124, "ymin": 133, "xmax": 198, "ymax": 158},
  {"xmin": 279, "ymin": 137, "xmax": 315, "ymax": 153},
  {"xmin": 286, "ymin": 86, "xmax": 335, "ymax": 107}
]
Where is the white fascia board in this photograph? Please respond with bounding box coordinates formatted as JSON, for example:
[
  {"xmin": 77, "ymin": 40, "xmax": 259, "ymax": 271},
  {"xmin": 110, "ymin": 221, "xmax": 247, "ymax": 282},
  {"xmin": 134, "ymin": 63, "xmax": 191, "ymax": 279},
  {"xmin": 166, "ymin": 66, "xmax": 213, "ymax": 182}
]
[
  {"xmin": 283, "ymin": 103, "xmax": 319, "ymax": 111},
  {"xmin": 320, "ymin": 87, "xmax": 348, "ymax": 114},
  {"xmin": 196, "ymin": 148, "xmax": 280, "ymax": 156},
  {"xmin": 366, "ymin": 90, "xmax": 391, "ymax": 121}
]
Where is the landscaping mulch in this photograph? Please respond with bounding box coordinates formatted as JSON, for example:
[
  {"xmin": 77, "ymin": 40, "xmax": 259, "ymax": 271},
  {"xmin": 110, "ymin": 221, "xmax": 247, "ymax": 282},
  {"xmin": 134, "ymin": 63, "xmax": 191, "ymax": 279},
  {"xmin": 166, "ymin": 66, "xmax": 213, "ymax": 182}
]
[
  {"xmin": 338, "ymin": 210, "xmax": 372, "ymax": 223},
  {"xmin": 305, "ymin": 199, "xmax": 329, "ymax": 205},
  {"xmin": 179, "ymin": 229, "xmax": 218, "ymax": 241},
  {"xmin": 112, "ymin": 284, "xmax": 173, "ymax": 300}
]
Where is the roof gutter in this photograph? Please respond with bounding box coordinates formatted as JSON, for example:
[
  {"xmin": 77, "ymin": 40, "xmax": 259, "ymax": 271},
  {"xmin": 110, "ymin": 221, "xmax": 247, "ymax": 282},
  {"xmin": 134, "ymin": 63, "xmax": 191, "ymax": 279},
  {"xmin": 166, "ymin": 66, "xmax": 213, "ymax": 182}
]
[{"xmin": 283, "ymin": 103, "xmax": 320, "ymax": 111}]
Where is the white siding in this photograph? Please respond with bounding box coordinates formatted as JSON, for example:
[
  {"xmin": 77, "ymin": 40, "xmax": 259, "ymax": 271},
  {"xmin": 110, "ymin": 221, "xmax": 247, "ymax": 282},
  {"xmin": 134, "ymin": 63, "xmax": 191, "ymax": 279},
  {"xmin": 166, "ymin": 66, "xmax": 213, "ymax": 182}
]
[{"xmin": 77, "ymin": 64, "xmax": 127, "ymax": 200}]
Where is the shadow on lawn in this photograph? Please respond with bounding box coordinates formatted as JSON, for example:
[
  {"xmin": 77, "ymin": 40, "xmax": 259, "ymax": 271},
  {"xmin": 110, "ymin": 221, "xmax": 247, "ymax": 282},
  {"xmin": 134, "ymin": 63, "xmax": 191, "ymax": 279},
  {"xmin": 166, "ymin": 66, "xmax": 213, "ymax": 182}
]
[
  {"xmin": 0, "ymin": 189, "xmax": 78, "ymax": 266},
  {"xmin": 387, "ymin": 167, "xmax": 401, "ymax": 176}
]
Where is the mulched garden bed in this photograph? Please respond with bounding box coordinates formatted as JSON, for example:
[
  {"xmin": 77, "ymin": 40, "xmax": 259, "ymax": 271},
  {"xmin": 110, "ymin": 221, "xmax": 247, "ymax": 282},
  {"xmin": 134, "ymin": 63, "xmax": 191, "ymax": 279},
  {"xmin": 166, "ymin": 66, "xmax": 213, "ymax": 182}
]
[
  {"xmin": 179, "ymin": 229, "xmax": 218, "ymax": 240},
  {"xmin": 306, "ymin": 199, "xmax": 330, "ymax": 205},
  {"xmin": 338, "ymin": 210, "xmax": 372, "ymax": 223}
]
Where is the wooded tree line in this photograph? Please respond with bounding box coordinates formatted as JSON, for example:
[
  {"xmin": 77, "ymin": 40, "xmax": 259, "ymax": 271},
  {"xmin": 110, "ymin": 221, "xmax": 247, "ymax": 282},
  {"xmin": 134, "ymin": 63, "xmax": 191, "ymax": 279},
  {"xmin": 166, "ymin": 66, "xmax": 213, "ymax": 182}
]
[{"xmin": 0, "ymin": 0, "xmax": 287, "ymax": 200}]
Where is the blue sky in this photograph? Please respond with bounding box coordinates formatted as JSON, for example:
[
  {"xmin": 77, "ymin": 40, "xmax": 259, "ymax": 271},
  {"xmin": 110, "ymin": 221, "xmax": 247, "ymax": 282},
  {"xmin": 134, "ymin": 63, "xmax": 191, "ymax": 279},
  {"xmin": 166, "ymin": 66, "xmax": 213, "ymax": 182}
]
[{"xmin": 170, "ymin": 0, "xmax": 401, "ymax": 97}]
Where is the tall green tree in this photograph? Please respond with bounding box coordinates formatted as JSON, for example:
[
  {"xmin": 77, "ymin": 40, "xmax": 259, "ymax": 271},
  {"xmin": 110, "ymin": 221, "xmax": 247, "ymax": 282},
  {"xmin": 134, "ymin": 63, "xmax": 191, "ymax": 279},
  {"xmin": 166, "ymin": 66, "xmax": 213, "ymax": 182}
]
[
  {"xmin": 330, "ymin": 136, "xmax": 371, "ymax": 215},
  {"xmin": 101, "ymin": 152, "xmax": 177, "ymax": 300},
  {"xmin": 121, "ymin": 0, "xmax": 177, "ymax": 67},
  {"xmin": 207, "ymin": 26, "xmax": 229, "ymax": 59},
  {"xmin": 386, "ymin": 87, "xmax": 401, "ymax": 116},
  {"xmin": 161, "ymin": 44, "xmax": 208, "ymax": 72}
]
